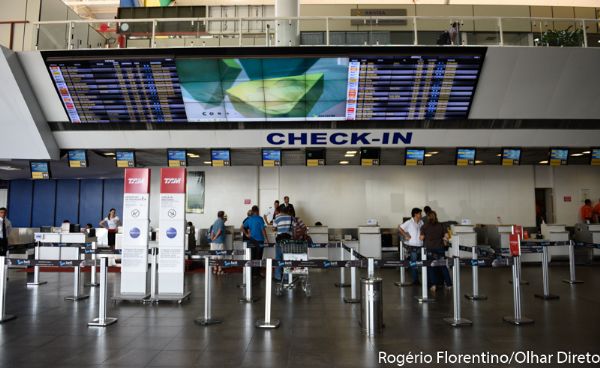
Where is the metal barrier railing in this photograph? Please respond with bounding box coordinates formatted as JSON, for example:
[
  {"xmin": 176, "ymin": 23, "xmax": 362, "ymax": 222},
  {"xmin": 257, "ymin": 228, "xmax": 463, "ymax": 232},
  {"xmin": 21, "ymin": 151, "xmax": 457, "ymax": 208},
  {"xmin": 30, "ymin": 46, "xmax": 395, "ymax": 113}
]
[{"xmin": 18, "ymin": 15, "xmax": 600, "ymax": 51}]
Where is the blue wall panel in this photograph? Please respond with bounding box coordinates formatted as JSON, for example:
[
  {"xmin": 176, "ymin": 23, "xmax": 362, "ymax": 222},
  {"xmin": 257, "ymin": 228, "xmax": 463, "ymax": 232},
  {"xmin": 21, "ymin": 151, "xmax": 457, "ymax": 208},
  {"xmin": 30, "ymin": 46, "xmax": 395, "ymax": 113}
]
[
  {"xmin": 55, "ymin": 180, "xmax": 80, "ymax": 226},
  {"xmin": 31, "ymin": 180, "xmax": 56, "ymax": 227},
  {"xmin": 79, "ymin": 180, "xmax": 104, "ymax": 227},
  {"xmin": 102, "ymin": 179, "xmax": 124, "ymax": 221},
  {"xmin": 7, "ymin": 180, "xmax": 33, "ymax": 227}
]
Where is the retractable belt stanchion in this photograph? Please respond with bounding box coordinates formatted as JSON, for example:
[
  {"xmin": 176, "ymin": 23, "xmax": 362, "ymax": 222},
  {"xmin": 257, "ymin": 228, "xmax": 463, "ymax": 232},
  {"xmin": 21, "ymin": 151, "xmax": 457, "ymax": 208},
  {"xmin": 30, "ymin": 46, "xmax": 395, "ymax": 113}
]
[
  {"xmin": 86, "ymin": 241, "xmax": 99, "ymax": 287},
  {"xmin": 240, "ymin": 247, "xmax": 257, "ymax": 303},
  {"xmin": 335, "ymin": 242, "xmax": 350, "ymax": 288},
  {"xmin": 148, "ymin": 246, "xmax": 158, "ymax": 303},
  {"xmin": 27, "ymin": 242, "xmax": 47, "ymax": 286},
  {"xmin": 465, "ymin": 246, "xmax": 487, "ymax": 301},
  {"xmin": 415, "ymin": 248, "xmax": 433, "ymax": 303},
  {"xmin": 344, "ymin": 248, "xmax": 360, "ymax": 304},
  {"xmin": 394, "ymin": 241, "xmax": 412, "ymax": 287},
  {"xmin": 445, "ymin": 257, "xmax": 472, "ymax": 327},
  {"xmin": 504, "ymin": 254, "xmax": 534, "ymax": 325},
  {"xmin": 563, "ymin": 240, "xmax": 583, "ymax": 284},
  {"xmin": 88, "ymin": 256, "xmax": 117, "ymax": 327},
  {"xmin": 509, "ymin": 253, "xmax": 529, "ymax": 285},
  {"xmin": 238, "ymin": 242, "xmax": 247, "ymax": 289},
  {"xmin": 256, "ymin": 258, "xmax": 280, "ymax": 329},
  {"xmin": 65, "ymin": 263, "xmax": 89, "ymax": 301},
  {"xmin": 534, "ymin": 244, "xmax": 559, "ymax": 300},
  {"xmin": 195, "ymin": 257, "xmax": 221, "ymax": 326},
  {"xmin": 0, "ymin": 256, "xmax": 16, "ymax": 323}
]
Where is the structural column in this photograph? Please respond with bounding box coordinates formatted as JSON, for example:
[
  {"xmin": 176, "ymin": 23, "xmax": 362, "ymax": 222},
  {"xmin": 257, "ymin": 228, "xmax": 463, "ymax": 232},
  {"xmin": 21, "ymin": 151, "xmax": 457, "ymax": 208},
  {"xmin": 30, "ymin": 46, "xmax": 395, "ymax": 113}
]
[{"xmin": 275, "ymin": 0, "xmax": 300, "ymax": 46}]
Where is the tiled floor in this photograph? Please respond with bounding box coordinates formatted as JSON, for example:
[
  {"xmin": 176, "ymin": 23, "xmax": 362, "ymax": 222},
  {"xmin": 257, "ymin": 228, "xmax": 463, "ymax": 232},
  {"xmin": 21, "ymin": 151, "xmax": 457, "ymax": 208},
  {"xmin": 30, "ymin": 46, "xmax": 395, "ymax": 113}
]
[{"xmin": 0, "ymin": 263, "xmax": 599, "ymax": 367}]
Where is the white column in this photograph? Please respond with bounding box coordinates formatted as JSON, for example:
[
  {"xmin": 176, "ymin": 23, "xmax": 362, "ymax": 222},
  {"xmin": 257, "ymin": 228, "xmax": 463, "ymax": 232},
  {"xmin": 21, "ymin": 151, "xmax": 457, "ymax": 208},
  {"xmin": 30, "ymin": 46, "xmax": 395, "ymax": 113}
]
[{"xmin": 275, "ymin": 0, "xmax": 299, "ymax": 46}]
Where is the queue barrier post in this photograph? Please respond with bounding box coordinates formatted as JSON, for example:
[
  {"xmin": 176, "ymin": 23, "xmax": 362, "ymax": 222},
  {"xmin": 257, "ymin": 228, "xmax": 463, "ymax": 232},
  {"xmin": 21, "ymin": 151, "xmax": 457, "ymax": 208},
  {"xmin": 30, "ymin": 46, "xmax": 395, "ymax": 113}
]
[
  {"xmin": 503, "ymin": 255, "xmax": 534, "ymax": 325},
  {"xmin": 147, "ymin": 246, "xmax": 158, "ymax": 304},
  {"xmin": 88, "ymin": 256, "xmax": 118, "ymax": 327},
  {"xmin": 195, "ymin": 257, "xmax": 221, "ymax": 326},
  {"xmin": 465, "ymin": 247, "xmax": 487, "ymax": 301},
  {"xmin": 444, "ymin": 257, "xmax": 472, "ymax": 327},
  {"xmin": 85, "ymin": 241, "xmax": 99, "ymax": 287},
  {"xmin": 27, "ymin": 242, "xmax": 47, "ymax": 286},
  {"xmin": 256, "ymin": 258, "xmax": 280, "ymax": 329},
  {"xmin": 509, "ymin": 252, "xmax": 529, "ymax": 285},
  {"xmin": 65, "ymin": 264, "xmax": 89, "ymax": 301},
  {"xmin": 0, "ymin": 256, "xmax": 16, "ymax": 323},
  {"xmin": 344, "ymin": 247, "xmax": 360, "ymax": 304},
  {"xmin": 563, "ymin": 240, "xmax": 583, "ymax": 284},
  {"xmin": 394, "ymin": 241, "xmax": 412, "ymax": 287},
  {"xmin": 534, "ymin": 244, "xmax": 559, "ymax": 300},
  {"xmin": 415, "ymin": 248, "xmax": 433, "ymax": 303},
  {"xmin": 238, "ymin": 242, "xmax": 247, "ymax": 289},
  {"xmin": 240, "ymin": 247, "xmax": 257, "ymax": 303},
  {"xmin": 335, "ymin": 242, "xmax": 350, "ymax": 288}
]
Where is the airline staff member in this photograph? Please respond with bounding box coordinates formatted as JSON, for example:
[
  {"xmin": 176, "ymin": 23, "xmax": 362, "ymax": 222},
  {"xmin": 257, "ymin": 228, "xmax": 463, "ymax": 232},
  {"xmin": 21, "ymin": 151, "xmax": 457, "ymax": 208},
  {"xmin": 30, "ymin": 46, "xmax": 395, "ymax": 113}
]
[
  {"xmin": 100, "ymin": 208, "xmax": 121, "ymax": 248},
  {"xmin": 399, "ymin": 208, "xmax": 424, "ymax": 285},
  {"xmin": 580, "ymin": 199, "xmax": 594, "ymax": 223},
  {"xmin": 263, "ymin": 200, "xmax": 280, "ymax": 225},
  {"xmin": 280, "ymin": 196, "xmax": 295, "ymax": 217},
  {"xmin": 0, "ymin": 208, "xmax": 12, "ymax": 257}
]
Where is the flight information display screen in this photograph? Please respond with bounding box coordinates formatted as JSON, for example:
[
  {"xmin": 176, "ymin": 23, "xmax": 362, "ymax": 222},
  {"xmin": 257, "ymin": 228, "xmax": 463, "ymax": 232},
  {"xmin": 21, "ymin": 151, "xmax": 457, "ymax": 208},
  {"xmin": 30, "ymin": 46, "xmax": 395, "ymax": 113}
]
[
  {"xmin": 47, "ymin": 57, "xmax": 187, "ymax": 123},
  {"xmin": 44, "ymin": 49, "xmax": 485, "ymax": 123}
]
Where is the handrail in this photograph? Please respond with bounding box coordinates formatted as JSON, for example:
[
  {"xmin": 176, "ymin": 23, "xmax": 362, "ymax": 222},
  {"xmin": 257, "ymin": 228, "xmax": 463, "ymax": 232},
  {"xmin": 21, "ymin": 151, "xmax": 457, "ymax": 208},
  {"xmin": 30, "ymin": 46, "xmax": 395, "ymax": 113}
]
[{"xmin": 0, "ymin": 20, "xmax": 29, "ymax": 50}]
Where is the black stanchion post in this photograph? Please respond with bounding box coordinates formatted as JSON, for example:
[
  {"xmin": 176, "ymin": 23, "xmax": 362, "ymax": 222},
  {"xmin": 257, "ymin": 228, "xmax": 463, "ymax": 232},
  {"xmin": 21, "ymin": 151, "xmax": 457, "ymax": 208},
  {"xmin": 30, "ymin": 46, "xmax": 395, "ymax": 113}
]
[
  {"xmin": 335, "ymin": 242, "xmax": 350, "ymax": 288},
  {"xmin": 415, "ymin": 248, "xmax": 433, "ymax": 303},
  {"xmin": 85, "ymin": 241, "xmax": 99, "ymax": 287},
  {"xmin": 88, "ymin": 257, "xmax": 118, "ymax": 327},
  {"xmin": 0, "ymin": 256, "xmax": 16, "ymax": 323},
  {"xmin": 394, "ymin": 241, "xmax": 412, "ymax": 287},
  {"xmin": 465, "ymin": 246, "xmax": 487, "ymax": 301},
  {"xmin": 344, "ymin": 248, "xmax": 360, "ymax": 303},
  {"xmin": 256, "ymin": 258, "xmax": 280, "ymax": 329},
  {"xmin": 27, "ymin": 242, "xmax": 47, "ymax": 286},
  {"xmin": 534, "ymin": 244, "xmax": 559, "ymax": 300},
  {"xmin": 563, "ymin": 240, "xmax": 583, "ymax": 284},
  {"xmin": 195, "ymin": 257, "xmax": 221, "ymax": 326}
]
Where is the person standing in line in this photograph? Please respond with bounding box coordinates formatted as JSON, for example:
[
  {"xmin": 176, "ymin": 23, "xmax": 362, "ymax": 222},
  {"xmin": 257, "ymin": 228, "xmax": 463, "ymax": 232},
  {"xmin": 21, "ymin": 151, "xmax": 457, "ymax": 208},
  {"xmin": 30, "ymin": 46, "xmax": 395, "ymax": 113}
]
[
  {"xmin": 99, "ymin": 208, "xmax": 120, "ymax": 248},
  {"xmin": 423, "ymin": 206, "xmax": 433, "ymax": 223},
  {"xmin": 592, "ymin": 198, "xmax": 600, "ymax": 223},
  {"xmin": 187, "ymin": 221, "xmax": 196, "ymax": 252},
  {"xmin": 280, "ymin": 196, "xmax": 296, "ymax": 217},
  {"xmin": 420, "ymin": 210, "xmax": 452, "ymax": 292},
  {"xmin": 243, "ymin": 206, "xmax": 268, "ymax": 280},
  {"xmin": 273, "ymin": 206, "xmax": 294, "ymax": 282},
  {"xmin": 210, "ymin": 211, "xmax": 227, "ymax": 275},
  {"xmin": 0, "ymin": 208, "xmax": 12, "ymax": 257},
  {"xmin": 580, "ymin": 199, "xmax": 594, "ymax": 223},
  {"xmin": 263, "ymin": 200, "xmax": 280, "ymax": 225},
  {"xmin": 399, "ymin": 208, "xmax": 424, "ymax": 285}
]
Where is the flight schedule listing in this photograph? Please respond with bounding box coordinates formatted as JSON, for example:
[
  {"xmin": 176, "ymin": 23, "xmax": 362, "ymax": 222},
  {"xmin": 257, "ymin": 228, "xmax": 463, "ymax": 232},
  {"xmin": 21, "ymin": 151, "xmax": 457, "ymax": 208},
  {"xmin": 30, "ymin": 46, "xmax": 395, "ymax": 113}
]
[
  {"xmin": 345, "ymin": 54, "xmax": 483, "ymax": 120},
  {"xmin": 47, "ymin": 58, "xmax": 187, "ymax": 123}
]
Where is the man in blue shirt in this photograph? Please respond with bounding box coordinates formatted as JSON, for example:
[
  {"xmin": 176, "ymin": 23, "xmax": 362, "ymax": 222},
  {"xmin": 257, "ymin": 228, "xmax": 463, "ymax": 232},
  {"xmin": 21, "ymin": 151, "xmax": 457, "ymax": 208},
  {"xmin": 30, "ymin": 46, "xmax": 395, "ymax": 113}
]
[
  {"xmin": 243, "ymin": 206, "xmax": 268, "ymax": 279},
  {"xmin": 210, "ymin": 211, "xmax": 227, "ymax": 275}
]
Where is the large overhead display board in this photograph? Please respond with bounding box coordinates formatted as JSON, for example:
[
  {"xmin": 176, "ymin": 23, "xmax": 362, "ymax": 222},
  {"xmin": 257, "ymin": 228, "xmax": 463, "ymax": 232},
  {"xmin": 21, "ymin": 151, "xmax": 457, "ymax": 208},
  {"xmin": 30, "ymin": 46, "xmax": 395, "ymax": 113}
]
[{"xmin": 43, "ymin": 48, "xmax": 485, "ymax": 123}]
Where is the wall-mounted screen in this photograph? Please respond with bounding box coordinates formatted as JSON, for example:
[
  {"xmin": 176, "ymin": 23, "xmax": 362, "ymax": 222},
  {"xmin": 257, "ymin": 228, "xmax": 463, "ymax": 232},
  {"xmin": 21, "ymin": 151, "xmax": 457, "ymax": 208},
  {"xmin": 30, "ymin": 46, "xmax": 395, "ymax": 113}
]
[
  {"xmin": 591, "ymin": 148, "xmax": 600, "ymax": 166},
  {"xmin": 456, "ymin": 148, "xmax": 476, "ymax": 166},
  {"xmin": 30, "ymin": 161, "xmax": 50, "ymax": 180},
  {"xmin": 405, "ymin": 149, "xmax": 425, "ymax": 166},
  {"xmin": 44, "ymin": 48, "xmax": 485, "ymax": 123},
  {"xmin": 211, "ymin": 149, "xmax": 230, "ymax": 167},
  {"xmin": 502, "ymin": 148, "xmax": 521, "ymax": 166},
  {"xmin": 168, "ymin": 149, "xmax": 187, "ymax": 167},
  {"xmin": 68, "ymin": 149, "xmax": 88, "ymax": 168},
  {"xmin": 361, "ymin": 148, "xmax": 380, "ymax": 166},
  {"xmin": 116, "ymin": 151, "xmax": 136, "ymax": 168},
  {"xmin": 306, "ymin": 149, "xmax": 326, "ymax": 166},
  {"xmin": 550, "ymin": 148, "xmax": 568, "ymax": 166},
  {"xmin": 262, "ymin": 149, "xmax": 281, "ymax": 167}
]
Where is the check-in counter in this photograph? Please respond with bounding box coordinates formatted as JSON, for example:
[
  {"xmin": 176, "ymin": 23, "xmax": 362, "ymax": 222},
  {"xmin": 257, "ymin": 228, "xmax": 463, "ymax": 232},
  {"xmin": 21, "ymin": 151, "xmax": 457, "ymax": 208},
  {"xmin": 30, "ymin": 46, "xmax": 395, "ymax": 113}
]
[
  {"xmin": 451, "ymin": 225, "xmax": 477, "ymax": 258},
  {"xmin": 308, "ymin": 226, "xmax": 329, "ymax": 259},
  {"xmin": 574, "ymin": 223, "xmax": 600, "ymax": 257},
  {"xmin": 358, "ymin": 226, "xmax": 382, "ymax": 259},
  {"xmin": 497, "ymin": 225, "xmax": 540, "ymax": 263},
  {"xmin": 541, "ymin": 223, "xmax": 570, "ymax": 260},
  {"xmin": 34, "ymin": 232, "xmax": 93, "ymax": 261}
]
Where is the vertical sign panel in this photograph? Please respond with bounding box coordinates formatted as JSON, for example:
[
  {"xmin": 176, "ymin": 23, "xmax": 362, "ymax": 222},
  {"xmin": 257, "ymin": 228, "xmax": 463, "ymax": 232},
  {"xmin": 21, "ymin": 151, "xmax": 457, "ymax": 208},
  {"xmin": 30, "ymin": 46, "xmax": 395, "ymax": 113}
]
[
  {"xmin": 121, "ymin": 168, "xmax": 150, "ymax": 296},
  {"xmin": 158, "ymin": 168, "xmax": 187, "ymax": 295}
]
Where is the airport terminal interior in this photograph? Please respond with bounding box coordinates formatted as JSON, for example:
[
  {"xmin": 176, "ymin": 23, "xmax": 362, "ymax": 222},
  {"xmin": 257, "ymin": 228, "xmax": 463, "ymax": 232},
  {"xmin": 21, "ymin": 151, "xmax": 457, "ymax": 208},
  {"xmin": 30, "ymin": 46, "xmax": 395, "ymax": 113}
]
[{"xmin": 1, "ymin": 0, "xmax": 600, "ymax": 367}]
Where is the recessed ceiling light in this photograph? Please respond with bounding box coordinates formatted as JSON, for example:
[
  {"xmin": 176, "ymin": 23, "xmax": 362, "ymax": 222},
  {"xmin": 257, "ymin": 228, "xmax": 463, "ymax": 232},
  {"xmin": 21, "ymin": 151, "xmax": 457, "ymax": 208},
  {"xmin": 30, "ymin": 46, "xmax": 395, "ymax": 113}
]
[
  {"xmin": 104, "ymin": 152, "xmax": 115, "ymax": 156},
  {"xmin": 339, "ymin": 160, "xmax": 350, "ymax": 165},
  {"xmin": 203, "ymin": 161, "xmax": 212, "ymax": 165},
  {"xmin": 539, "ymin": 160, "xmax": 548, "ymax": 164},
  {"xmin": 475, "ymin": 160, "xmax": 484, "ymax": 164},
  {"xmin": 582, "ymin": 151, "xmax": 591, "ymax": 154},
  {"xmin": 424, "ymin": 153, "xmax": 433, "ymax": 157},
  {"xmin": 428, "ymin": 151, "xmax": 439, "ymax": 155},
  {"xmin": 570, "ymin": 153, "xmax": 584, "ymax": 157},
  {"xmin": 0, "ymin": 166, "xmax": 20, "ymax": 171},
  {"xmin": 188, "ymin": 154, "xmax": 200, "ymax": 158},
  {"xmin": 496, "ymin": 154, "xmax": 502, "ymax": 157},
  {"xmin": 346, "ymin": 150, "xmax": 357, "ymax": 155},
  {"xmin": 344, "ymin": 154, "xmax": 355, "ymax": 158}
]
